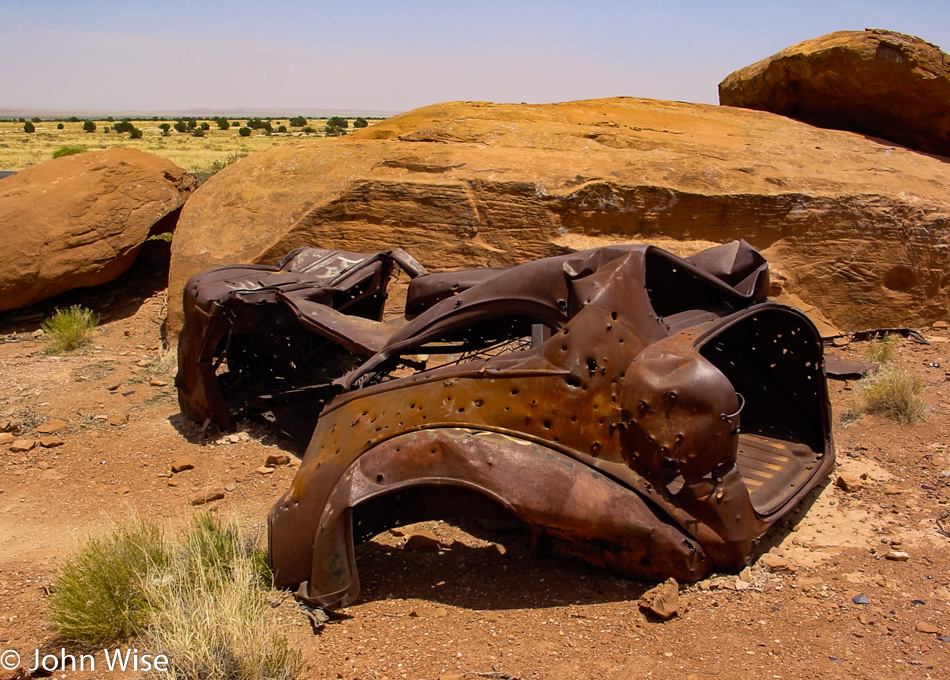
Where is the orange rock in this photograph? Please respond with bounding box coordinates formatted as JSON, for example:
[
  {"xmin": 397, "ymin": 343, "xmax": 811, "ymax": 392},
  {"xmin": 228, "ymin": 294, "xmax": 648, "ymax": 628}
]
[
  {"xmin": 0, "ymin": 149, "xmax": 196, "ymax": 312},
  {"xmin": 720, "ymin": 29, "xmax": 950, "ymax": 157},
  {"xmin": 168, "ymin": 97, "xmax": 950, "ymax": 337}
]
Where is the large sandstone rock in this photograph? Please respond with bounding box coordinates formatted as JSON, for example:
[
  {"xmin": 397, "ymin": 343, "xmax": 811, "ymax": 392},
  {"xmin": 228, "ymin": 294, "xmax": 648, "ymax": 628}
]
[
  {"xmin": 0, "ymin": 148, "xmax": 196, "ymax": 311},
  {"xmin": 167, "ymin": 98, "xmax": 950, "ymax": 336},
  {"xmin": 719, "ymin": 29, "xmax": 950, "ymax": 157}
]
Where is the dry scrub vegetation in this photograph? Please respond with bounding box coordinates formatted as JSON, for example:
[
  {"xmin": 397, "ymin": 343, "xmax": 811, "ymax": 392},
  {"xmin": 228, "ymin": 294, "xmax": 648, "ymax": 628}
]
[
  {"xmin": 0, "ymin": 117, "xmax": 368, "ymax": 176},
  {"xmin": 49, "ymin": 514, "xmax": 301, "ymax": 680}
]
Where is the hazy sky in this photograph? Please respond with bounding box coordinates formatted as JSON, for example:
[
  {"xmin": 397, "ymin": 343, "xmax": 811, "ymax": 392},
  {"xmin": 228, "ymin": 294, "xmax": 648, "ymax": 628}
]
[{"xmin": 2, "ymin": 0, "xmax": 950, "ymax": 114}]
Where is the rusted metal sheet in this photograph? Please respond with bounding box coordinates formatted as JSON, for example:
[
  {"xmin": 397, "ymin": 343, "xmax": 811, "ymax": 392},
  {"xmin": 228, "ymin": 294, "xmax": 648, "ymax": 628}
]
[{"xmin": 178, "ymin": 240, "xmax": 834, "ymax": 608}]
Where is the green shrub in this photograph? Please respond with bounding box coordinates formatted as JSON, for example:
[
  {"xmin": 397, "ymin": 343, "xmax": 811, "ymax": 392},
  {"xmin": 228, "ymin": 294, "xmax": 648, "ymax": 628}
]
[
  {"xmin": 859, "ymin": 365, "xmax": 926, "ymax": 424},
  {"xmin": 289, "ymin": 116, "xmax": 307, "ymax": 127},
  {"xmin": 24, "ymin": 121, "xmax": 35, "ymax": 133},
  {"xmin": 353, "ymin": 117, "xmax": 368, "ymax": 128},
  {"xmin": 200, "ymin": 121, "xmax": 210, "ymax": 131},
  {"xmin": 57, "ymin": 123, "xmax": 64, "ymax": 130},
  {"xmin": 82, "ymin": 120, "xmax": 96, "ymax": 133},
  {"xmin": 216, "ymin": 117, "xmax": 230, "ymax": 130},
  {"xmin": 238, "ymin": 126, "xmax": 251, "ymax": 137},
  {"xmin": 48, "ymin": 515, "xmax": 299, "ymax": 680},
  {"xmin": 277, "ymin": 125, "xmax": 287, "ymax": 133},
  {"xmin": 192, "ymin": 127, "xmax": 205, "ymax": 137},
  {"xmin": 41, "ymin": 305, "xmax": 98, "ymax": 353},
  {"xmin": 173, "ymin": 121, "xmax": 187, "ymax": 133},
  {"xmin": 129, "ymin": 127, "xmax": 144, "ymax": 139},
  {"xmin": 52, "ymin": 145, "xmax": 86, "ymax": 158},
  {"xmin": 48, "ymin": 519, "xmax": 168, "ymax": 644}
]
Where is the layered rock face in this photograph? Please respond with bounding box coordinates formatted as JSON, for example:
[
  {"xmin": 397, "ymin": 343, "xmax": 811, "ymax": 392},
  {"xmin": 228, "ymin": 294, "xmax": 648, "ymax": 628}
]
[
  {"xmin": 168, "ymin": 98, "xmax": 950, "ymax": 335},
  {"xmin": 0, "ymin": 148, "xmax": 196, "ymax": 311},
  {"xmin": 719, "ymin": 29, "xmax": 950, "ymax": 157}
]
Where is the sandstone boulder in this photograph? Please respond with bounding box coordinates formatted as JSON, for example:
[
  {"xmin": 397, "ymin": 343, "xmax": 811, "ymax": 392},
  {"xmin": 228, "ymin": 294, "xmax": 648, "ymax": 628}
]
[
  {"xmin": 0, "ymin": 148, "xmax": 196, "ymax": 311},
  {"xmin": 167, "ymin": 98, "xmax": 950, "ymax": 336},
  {"xmin": 719, "ymin": 29, "xmax": 950, "ymax": 157}
]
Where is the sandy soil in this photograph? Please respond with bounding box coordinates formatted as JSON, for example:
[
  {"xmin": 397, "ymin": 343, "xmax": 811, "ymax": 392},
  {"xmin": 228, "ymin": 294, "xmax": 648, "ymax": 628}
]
[{"xmin": 0, "ymin": 250, "xmax": 948, "ymax": 680}]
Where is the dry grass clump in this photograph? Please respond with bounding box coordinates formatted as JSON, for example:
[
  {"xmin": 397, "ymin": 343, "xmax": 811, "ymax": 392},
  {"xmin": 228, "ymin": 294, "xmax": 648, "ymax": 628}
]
[
  {"xmin": 858, "ymin": 364, "xmax": 926, "ymax": 424},
  {"xmin": 864, "ymin": 333, "xmax": 901, "ymax": 364},
  {"xmin": 41, "ymin": 305, "xmax": 98, "ymax": 353},
  {"xmin": 48, "ymin": 519, "xmax": 167, "ymax": 644},
  {"xmin": 48, "ymin": 515, "xmax": 301, "ymax": 680}
]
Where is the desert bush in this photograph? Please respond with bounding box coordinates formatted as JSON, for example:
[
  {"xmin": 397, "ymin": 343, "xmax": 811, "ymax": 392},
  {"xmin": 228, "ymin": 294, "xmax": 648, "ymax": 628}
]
[
  {"xmin": 216, "ymin": 117, "xmax": 230, "ymax": 130},
  {"xmin": 859, "ymin": 364, "xmax": 926, "ymax": 424},
  {"xmin": 277, "ymin": 125, "xmax": 287, "ymax": 133},
  {"xmin": 24, "ymin": 121, "xmax": 35, "ymax": 133},
  {"xmin": 353, "ymin": 117, "xmax": 368, "ymax": 128},
  {"xmin": 192, "ymin": 127, "xmax": 205, "ymax": 138},
  {"xmin": 302, "ymin": 126, "xmax": 316, "ymax": 134},
  {"xmin": 48, "ymin": 519, "xmax": 168, "ymax": 644},
  {"xmin": 200, "ymin": 121, "xmax": 210, "ymax": 131},
  {"xmin": 864, "ymin": 333, "xmax": 901, "ymax": 364},
  {"xmin": 113, "ymin": 120, "xmax": 135, "ymax": 134},
  {"xmin": 159, "ymin": 123, "xmax": 171, "ymax": 136},
  {"xmin": 57, "ymin": 122, "xmax": 64, "ymax": 129},
  {"xmin": 238, "ymin": 126, "xmax": 251, "ymax": 137},
  {"xmin": 194, "ymin": 152, "xmax": 248, "ymax": 182},
  {"xmin": 140, "ymin": 518, "xmax": 298, "ymax": 680},
  {"xmin": 41, "ymin": 305, "xmax": 98, "ymax": 353},
  {"xmin": 289, "ymin": 116, "xmax": 307, "ymax": 127},
  {"xmin": 49, "ymin": 514, "xmax": 298, "ymax": 679},
  {"xmin": 52, "ymin": 145, "xmax": 86, "ymax": 158},
  {"xmin": 324, "ymin": 116, "xmax": 348, "ymax": 136},
  {"xmin": 173, "ymin": 121, "xmax": 187, "ymax": 133},
  {"xmin": 130, "ymin": 127, "xmax": 144, "ymax": 139},
  {"xmin": 82, "ymin": 120, "xmax": 96, "ymax": 133}
]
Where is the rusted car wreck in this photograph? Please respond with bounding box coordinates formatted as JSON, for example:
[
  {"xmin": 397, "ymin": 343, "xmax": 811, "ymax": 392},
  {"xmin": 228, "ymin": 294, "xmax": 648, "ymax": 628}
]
[{"xmin": 177, "ymin": 241, "xmax": 834, "ymax": 609}]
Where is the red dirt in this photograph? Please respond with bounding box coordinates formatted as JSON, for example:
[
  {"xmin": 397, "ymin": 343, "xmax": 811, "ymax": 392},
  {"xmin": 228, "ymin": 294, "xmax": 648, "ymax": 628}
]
[{"xmin": 0, "ymin": 249, "xmax": 948, "ymax": 680}]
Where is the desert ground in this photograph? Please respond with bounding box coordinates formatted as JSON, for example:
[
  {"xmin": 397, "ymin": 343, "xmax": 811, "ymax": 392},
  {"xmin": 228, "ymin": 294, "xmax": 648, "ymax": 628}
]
[{"xmin": 0, "ymin": 241, "xmax": 947, "ymax": 680}]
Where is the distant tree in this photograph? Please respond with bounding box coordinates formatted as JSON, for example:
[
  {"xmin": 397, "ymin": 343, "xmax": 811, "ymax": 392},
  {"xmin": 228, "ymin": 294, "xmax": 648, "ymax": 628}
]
[
  {"xmin": 68, "ymin": 116, "xmax": 80, "ymax": 123},
  {"xmin": 17, "ymin": 118, "xmax": 25, "ymax": 123},
  {"xmin": 151, "ymin": 116, "xmax": 159, "ymax": 121},
  {"xmin": 238, "ymin": 126, "xmax": 251, "ymax": 137},
  {"xmin": 324, "ymin": 116, "xmax": 348, "ymax": 137},
  {"xmin": 159, "ymin": 123, "xmax": 171, "ymax": 136},
  {"xmin": 302, "ymin": 126, "xmax": 316, "ymax": 134},
  {"xmin": 57, "ymin": 123, "xmax": 64, "ymax": 130},
  {"xmin": 173, "ymin": 121, "xmax": 187, "ymax": 133},
  {"xmin": 200, "ymin": 121, "xmax": 210, "ymax": 131},
  {"xmin": 353, "ymin": 117, "xmax": 368, "ymax": 128},
  {"xmin": 216, "ymin": 118, "xmax": 230, "ymax": 130},
  {"xmin": 129, "ymin": 127, "xmax": 144, "ymax": 139},
  {"xmin": 186, "ymin": 118, "xmax": 197, "ymax": 130},
  {"xmin": 113, "ymin": 120, "xmax": 135, "ymax": 134},
  {"xmin": 106, "ymin": 116, "xmax": 115, "ymax": 122},
  {"xmin": 277, "ymin": 125, "xmax": 287, "ymax": 133},
  {"xmin": 289, "ymin": 116, "xmax": 307, "ymax": 127},
  {"xmin": 31, "ymin": 116, "xmax": 41, "ymax": 123},
  {"xmin": 24, "ymin": 121, "xmax": 35, "ymax": 133},
  {"xmin": 232, "ymin": 121, "xmax": 241, "ymax": 127},
  {"xmin": 82, "ymin": 120, "xmax": 96, "ymax": 133}
]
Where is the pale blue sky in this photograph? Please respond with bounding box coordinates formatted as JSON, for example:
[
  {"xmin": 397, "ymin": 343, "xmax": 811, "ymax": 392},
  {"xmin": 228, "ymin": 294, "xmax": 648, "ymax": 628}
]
[{"xmin": 2, "ymin": 0, "xmax": 949, "ymax": 114}]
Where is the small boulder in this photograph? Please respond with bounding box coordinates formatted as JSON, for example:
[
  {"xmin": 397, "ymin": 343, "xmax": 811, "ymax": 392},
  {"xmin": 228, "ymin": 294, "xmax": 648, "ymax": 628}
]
[
  {"xmin": 265, "ymin": 453, "xmax": 291, "ymax": 467},
  {"xmin": 170, "ymin": 456, "xmax": 195, "ymax": 473},
  {"xmin": 9, "ymin": 439, "xmax": 36, "ymax": 453},
  {"xmin": 638, "ymin": 578, "xmax": 681, "ymax": 619},
  {"xmin": 835, "ymin": 473, "xmax": 864, "ymax": 492},
  {"xmin": 403, "ymin": 530, "xmax": 442, "ymax": 551},
  {"xmin": 189, "ymin": 488, "xmax": 226, "ymax": 506},
  {"xmin": 35, "ymin": 419, "xmax": 68, "ymax": 434},
  {"xmin": 0, "ymin": 148, "xmax": 196, "ymax": 311}
]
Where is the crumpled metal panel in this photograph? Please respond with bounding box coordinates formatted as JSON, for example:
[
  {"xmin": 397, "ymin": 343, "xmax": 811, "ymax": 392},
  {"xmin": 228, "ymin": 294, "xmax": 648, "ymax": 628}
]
[{"xmin": 177, "ymin": 240, "xmax": 834, "ymax": 608}]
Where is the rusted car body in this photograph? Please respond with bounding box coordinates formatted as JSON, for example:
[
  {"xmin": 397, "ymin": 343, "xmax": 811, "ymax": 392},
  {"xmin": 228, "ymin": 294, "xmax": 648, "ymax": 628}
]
[{"xmin": 177, "ymin": 241, "xmax": 834, "ymax": 609}]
